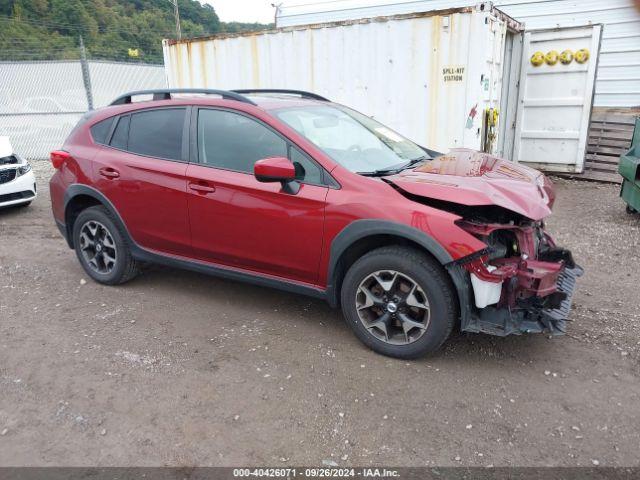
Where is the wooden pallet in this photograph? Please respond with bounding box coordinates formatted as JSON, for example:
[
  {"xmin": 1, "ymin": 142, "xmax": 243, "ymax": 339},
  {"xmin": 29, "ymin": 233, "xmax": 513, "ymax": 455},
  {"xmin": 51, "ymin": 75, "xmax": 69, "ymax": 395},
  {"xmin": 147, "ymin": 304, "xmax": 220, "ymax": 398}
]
[{"xmin": 581, "ymin": 109, "xmax": 639, "ymax": 183}]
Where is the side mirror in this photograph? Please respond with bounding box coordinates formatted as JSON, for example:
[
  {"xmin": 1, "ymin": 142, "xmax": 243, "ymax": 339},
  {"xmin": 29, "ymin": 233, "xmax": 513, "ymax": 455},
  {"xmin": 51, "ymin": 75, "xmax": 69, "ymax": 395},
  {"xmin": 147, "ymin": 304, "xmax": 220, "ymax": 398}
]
[{"xmin": 254, "ymin": 156, "xmax": 296, "ymax": 183}]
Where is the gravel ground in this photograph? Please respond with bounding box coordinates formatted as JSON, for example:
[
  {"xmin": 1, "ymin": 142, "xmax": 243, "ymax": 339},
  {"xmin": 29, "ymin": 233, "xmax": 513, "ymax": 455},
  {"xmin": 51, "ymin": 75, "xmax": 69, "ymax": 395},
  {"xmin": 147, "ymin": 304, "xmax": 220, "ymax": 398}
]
[{"xmin": 0, "ymin": 162, "xmax": 638, "ymax": 467}]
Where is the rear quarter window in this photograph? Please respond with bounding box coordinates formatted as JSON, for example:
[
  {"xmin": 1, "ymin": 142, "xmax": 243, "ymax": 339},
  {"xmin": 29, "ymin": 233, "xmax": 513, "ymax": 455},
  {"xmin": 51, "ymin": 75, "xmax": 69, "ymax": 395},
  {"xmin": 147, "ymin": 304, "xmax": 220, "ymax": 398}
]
[{"xmin": 90, "ymin": 118, "xmax": 114, "ymax": 145}]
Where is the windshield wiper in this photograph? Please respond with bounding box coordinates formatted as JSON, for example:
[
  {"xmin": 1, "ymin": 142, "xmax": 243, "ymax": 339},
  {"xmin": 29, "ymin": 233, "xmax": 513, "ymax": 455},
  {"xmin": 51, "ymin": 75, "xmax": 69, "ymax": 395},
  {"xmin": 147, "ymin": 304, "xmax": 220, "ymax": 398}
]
[
  {"xmin": 356, "ymin": 156, "xmax": 429, "ymax": 177},
  {"xmin": 404, "ymin": 155, "xmax": 430, "ymax": 167},
  {"xmin": 356, "ymin": 168, "xmax": 401, "ymax": 177}
]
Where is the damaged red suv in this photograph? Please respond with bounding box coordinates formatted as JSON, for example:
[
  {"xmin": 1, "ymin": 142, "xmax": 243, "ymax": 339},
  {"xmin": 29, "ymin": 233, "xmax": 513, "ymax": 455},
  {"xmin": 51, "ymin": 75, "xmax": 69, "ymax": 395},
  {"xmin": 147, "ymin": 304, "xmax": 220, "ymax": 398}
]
[{"xmin": 50, "ymin": 89, "xmax": 582, "ymax": 359}]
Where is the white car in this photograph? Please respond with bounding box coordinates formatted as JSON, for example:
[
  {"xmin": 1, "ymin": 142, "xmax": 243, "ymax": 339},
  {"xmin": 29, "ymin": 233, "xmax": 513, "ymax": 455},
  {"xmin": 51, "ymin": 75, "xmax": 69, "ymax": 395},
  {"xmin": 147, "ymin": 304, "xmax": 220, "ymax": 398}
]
[{"xmin": 0, "ymin": 137, "xmax": 36, "ymax": 208}]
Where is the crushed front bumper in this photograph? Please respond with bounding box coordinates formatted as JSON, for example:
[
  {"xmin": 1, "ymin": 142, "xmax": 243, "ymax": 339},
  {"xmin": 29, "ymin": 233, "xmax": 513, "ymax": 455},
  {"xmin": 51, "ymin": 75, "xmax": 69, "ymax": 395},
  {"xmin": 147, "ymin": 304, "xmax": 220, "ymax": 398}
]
[{"xmin": 461, "ymin": 264, "xmax": 584, "ymax": 336}]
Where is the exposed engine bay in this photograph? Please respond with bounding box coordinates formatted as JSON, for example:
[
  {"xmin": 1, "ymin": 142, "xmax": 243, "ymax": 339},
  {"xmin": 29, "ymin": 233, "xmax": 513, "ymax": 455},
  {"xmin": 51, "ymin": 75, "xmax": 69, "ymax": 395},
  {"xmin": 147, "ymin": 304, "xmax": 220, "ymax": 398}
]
[
  {"xmin": 381, "ymin": 149, "xmax": 583, "ymax": 337},
  {"xmin": 388, "ymin": 182, "xmax": 583, "ymax": 336},
  {"xmin": 454, "ymin": 218, "xmax": 583, "ymax": 336}
]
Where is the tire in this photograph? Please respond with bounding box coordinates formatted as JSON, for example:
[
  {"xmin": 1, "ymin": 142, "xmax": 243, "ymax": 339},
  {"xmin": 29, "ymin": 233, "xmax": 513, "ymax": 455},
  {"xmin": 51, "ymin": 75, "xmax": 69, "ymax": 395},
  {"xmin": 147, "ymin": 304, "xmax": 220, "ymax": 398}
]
[
  {"xmin": 626, "ymin": 205, "xmax": 638, "ymax": 214},
  {"xmin": 340, "ymin": 246, "xmax": 457, "ymax": 359},
  {"xmin": 72, "ymin": 205, "xmax": 139, "ymax": 285}
]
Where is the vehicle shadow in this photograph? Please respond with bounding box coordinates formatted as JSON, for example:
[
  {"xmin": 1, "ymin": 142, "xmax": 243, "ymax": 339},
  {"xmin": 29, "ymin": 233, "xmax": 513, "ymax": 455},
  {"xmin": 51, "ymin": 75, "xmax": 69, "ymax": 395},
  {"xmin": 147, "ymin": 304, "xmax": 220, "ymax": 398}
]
[
  {"xmin": 0, "ymin": 203, "xmax": 32, "ymax": 216},
  {"xmin": 133, "ymin": 262, "xmax": 559, "ymax": 365}
]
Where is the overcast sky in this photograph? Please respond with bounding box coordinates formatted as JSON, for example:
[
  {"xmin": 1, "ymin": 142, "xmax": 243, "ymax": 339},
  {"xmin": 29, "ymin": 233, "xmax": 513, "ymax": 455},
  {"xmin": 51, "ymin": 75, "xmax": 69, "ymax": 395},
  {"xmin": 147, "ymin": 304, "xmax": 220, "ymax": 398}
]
[{"xmin": 205, "ymin": 0, "xmax": 278, "ymax": 24}]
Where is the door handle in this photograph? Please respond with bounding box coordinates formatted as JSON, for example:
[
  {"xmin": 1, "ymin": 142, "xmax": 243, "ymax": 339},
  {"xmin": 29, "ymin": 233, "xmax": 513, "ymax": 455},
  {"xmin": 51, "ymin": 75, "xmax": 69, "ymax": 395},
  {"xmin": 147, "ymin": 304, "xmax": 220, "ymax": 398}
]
[
  {"xmin": 188, "ymin": 182, "xmax": 215, "ymax": 194},
  {"xmin": 99, "ymin": 167, "xmax": 120, "ymax": 179}
]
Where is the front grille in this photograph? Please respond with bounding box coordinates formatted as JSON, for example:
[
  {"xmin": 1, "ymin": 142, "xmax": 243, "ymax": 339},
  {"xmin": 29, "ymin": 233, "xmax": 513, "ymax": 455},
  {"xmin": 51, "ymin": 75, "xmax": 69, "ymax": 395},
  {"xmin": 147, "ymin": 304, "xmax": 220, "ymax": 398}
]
[
  {"xmin": 0, "ymin": 190, "xmax": 34, "ymax": 203},
  {"xmin": 0, "ymin": 168, "xmax": 17, "ymax": 184}
]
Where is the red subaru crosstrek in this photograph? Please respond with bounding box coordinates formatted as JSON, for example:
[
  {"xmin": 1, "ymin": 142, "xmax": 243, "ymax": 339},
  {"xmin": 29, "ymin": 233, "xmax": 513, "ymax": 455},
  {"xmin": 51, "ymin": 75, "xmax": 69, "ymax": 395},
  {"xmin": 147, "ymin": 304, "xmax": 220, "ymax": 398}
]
[{"xmin": 50, "ymin": 89, "xmax": 582, "ymax": 359}]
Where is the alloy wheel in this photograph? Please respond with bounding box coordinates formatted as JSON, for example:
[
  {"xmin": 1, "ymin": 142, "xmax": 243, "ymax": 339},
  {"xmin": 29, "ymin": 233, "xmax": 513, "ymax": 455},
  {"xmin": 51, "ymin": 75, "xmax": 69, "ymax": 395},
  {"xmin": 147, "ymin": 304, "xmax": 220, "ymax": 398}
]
[
  {"xmin": 79, "ymin": 220, "xmax": 118, "ymax": 275},
  {"xmin": 355, "ymin": 270, "xmax": 431, "ymax": 345}
]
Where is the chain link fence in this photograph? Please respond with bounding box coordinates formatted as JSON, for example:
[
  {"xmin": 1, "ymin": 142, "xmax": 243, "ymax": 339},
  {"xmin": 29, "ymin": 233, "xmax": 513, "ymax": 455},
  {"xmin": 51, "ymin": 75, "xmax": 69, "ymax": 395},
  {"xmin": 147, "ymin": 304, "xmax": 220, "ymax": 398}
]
[{"xmin": 0, "ymin": 58, "xmax": 166, "ymax": 159}]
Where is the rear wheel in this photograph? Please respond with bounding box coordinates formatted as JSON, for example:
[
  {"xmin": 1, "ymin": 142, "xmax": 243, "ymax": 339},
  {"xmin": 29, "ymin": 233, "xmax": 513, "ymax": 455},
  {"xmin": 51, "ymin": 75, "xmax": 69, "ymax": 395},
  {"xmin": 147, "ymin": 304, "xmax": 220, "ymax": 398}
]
[
  {"xmin": 340, "ymin": 246, "xmax": 456, "ymax": 359},
  {"xmin": 73, "ymin": 206, "xmax": 139, "ymax": 285}
]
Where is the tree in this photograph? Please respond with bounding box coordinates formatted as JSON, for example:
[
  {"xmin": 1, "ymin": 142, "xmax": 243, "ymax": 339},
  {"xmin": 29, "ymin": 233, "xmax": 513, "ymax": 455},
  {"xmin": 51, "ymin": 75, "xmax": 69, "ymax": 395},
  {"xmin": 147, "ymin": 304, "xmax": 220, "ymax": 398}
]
[{"xmin": 0, "ymin": 0, "xmax": 272, "ymax": 62}]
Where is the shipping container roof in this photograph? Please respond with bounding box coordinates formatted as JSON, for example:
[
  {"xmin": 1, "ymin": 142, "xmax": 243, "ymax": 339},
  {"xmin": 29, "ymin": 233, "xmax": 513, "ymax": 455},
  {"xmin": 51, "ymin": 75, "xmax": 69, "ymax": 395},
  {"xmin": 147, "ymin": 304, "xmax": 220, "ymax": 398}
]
[{"xmin": 163, "ymin": 3, "xmax": 522, "ymax": 47}]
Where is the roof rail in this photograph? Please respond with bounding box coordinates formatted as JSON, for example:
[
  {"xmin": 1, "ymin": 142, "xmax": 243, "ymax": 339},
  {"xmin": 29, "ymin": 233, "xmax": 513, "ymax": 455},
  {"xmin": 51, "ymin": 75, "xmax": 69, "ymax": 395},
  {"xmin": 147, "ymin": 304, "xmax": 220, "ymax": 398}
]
[
  {"xmin": 232, "ymin": 89, "xmax": 329, "ymax": 102},
  {"xmin": 109, "ymin": 89, "xmax": 257, "ymax": 106}
]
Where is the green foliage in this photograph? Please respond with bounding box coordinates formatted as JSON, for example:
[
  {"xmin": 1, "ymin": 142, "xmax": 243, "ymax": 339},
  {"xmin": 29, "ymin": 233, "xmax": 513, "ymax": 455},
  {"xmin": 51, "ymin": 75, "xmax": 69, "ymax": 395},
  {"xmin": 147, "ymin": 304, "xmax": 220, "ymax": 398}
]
[{"xmin": 0, "ymin": 0, "xmax": 272, "ymax": 62}]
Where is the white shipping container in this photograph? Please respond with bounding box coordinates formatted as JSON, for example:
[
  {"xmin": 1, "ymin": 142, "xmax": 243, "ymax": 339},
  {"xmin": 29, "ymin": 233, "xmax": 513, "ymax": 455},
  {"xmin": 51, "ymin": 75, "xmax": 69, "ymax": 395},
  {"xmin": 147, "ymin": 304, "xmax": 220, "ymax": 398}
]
[
  {"xmin": 163, "ymin": 4, "xmax": 521, "ymax": 154},
  {"xmin": 274, "ymin": 0, "xmax": 640, "ymax": 108}
]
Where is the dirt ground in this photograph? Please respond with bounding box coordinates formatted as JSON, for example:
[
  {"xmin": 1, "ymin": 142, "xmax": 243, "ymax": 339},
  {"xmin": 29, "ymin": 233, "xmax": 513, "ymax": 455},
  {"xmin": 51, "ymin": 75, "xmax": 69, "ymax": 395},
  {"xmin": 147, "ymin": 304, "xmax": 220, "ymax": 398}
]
[{"xmin": 1, "ymin": 162, "xmax": 639, "ymax": 467}]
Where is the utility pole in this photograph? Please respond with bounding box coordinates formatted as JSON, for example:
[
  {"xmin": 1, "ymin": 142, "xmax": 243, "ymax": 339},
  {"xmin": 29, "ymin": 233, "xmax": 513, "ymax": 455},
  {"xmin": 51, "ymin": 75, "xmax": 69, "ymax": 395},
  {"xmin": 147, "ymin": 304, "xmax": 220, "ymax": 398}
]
[
  {"xmin": 272, "ymin": 3, "xmax": 283, "ymax": 26},
  {"xmin": 79, "ymin": 35, "xmax": 94, "ymax": 110},
  {"xmin": 169, "ymin": 0, "xmax": 181, "ymax": 39}
]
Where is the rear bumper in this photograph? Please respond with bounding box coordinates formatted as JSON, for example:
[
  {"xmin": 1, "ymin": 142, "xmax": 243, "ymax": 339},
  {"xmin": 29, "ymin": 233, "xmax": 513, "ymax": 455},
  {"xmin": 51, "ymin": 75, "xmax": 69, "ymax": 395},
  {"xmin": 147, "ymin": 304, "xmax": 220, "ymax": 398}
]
[{"xmin": 463, "ymin": 264, "xmax": 583, "ymax": 336}]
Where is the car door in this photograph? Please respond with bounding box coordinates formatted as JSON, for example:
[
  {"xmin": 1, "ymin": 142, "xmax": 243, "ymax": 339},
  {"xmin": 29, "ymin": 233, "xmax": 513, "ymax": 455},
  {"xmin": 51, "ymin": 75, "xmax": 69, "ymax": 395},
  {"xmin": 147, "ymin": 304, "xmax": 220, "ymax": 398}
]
[
  {"xmin": 92, "ymin": 107, "xmax": 192, "ymax": 257},
  {"xmin": 186, "ymin": 107, "xmax": 330, "ymax": 285}
]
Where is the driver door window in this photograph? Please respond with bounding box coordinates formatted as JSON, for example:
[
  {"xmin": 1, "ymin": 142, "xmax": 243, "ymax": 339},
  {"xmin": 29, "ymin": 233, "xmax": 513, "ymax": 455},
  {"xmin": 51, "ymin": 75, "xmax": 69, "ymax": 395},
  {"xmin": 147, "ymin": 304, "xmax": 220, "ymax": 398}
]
[
  {"xmin": 197, "ymin": 109, "xmax": 327, "ymax": 185},
  {"xmin": 289, "ymin": 145, "xmax": 323, "ymax": 185},
  {"xmin": 197, "ymin": 109, "xmax": 287, "ymax": 173}
]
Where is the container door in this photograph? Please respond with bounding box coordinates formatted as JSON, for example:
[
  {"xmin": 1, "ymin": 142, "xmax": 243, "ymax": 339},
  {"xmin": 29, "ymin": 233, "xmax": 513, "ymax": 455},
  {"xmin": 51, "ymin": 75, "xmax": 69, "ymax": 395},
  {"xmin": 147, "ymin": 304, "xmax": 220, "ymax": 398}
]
[
  {"xmin": 497, "ymin": 31, "xmax": 523, "ymax": 160},
  {"xmin": 512, "ymin": 25, "xmax": 602, "ymax": 173}
]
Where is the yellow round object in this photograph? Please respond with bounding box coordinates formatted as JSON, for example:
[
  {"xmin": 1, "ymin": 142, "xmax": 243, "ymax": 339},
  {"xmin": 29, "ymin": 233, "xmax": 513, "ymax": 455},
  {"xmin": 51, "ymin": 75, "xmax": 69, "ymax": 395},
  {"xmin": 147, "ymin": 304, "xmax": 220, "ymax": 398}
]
[
  {"xmin": 575, "ymin": 48, "xmax": 590, "ymax": 64},
  {"xmin": 545, "ymin": 50, "xmax": 559, "ymax": 65},
  {"xmin": 491, "ymin": 109, "xmax": 499, "ymax": 126},
  {"xmin": 530, "ymin": 51, "xmax": 545, "ymax": 66},
  {"xmin": 559, "ymin": 49, "xmax": 574, "ymax": 64}
]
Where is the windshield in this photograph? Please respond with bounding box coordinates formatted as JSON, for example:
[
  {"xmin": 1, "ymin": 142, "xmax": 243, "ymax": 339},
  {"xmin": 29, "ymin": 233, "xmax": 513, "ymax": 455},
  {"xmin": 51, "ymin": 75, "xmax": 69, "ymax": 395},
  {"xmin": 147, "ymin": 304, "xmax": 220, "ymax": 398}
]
[{"xmin": 274, "ymin": 104, "xmax": 428, "ymax": 174}]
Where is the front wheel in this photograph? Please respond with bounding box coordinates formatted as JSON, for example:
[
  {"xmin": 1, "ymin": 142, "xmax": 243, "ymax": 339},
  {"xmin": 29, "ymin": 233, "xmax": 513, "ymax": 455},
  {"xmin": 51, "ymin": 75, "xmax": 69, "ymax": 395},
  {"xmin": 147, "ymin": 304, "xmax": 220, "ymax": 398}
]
[{"xmin": 340, "ymin": 246, "xmax": 457, "ymax": 359}]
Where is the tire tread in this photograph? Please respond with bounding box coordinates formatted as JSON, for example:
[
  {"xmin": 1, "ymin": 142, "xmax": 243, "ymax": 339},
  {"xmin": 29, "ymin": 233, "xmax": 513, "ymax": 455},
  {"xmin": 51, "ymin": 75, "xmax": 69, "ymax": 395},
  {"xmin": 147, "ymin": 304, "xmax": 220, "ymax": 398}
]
[
  {"xmin": 73, "ymin": 205, "xmax": 139, "ymax": 285},
  {"xmin": 340, "ymin": 245, "xmax": 457, "ymax": 359}
]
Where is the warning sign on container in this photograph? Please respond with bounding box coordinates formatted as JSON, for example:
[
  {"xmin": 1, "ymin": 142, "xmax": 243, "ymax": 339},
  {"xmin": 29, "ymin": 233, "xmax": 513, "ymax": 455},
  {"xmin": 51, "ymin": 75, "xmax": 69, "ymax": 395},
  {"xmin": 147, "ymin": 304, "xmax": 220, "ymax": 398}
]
[{"xmin": 443, "ymin": 65, "xmax": 465, "ymax": 83}]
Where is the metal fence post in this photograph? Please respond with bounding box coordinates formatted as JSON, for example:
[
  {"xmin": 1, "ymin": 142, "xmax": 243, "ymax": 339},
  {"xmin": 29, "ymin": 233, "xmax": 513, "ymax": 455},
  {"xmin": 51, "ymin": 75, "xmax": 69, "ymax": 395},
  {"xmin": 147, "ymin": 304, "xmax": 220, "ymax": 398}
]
[
  {"xmin": 79, "ymin": 36, "xmax": 94, "ymax": 110},
  {"xmin": 0, "ymin": 59, "xmax": 165, "ymax": 159}
]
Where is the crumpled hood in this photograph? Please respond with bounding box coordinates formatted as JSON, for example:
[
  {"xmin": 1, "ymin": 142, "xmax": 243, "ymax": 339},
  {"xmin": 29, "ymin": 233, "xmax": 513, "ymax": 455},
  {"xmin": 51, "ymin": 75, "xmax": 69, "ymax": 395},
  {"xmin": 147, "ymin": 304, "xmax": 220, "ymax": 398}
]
[{"xmin": 386, "ymin": 148, "xmax": 555, "ymax": 221}]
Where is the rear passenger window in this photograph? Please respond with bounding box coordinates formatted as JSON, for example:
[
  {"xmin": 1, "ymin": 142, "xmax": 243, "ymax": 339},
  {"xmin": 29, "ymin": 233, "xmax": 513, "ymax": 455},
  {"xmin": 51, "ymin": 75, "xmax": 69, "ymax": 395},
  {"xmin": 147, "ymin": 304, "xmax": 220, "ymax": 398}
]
[
  {"xmin": 110, "ymin": 115, "xmax": 130, "ymax": 150},
  {"xmin": 127, "ymin": 108, "xmax": 185, "ymax": 161},
  {"xmin": 90, "ymin": 118, "xmax": 113, "ymax": 145}
]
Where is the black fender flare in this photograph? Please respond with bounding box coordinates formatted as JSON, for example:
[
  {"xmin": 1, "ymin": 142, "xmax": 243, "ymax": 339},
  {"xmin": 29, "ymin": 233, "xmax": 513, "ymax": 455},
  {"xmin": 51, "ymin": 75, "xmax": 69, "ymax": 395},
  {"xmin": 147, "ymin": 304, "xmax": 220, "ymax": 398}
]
[
  {"xmin": 326, "ymin": 220, "xmax": 473, "ymax": 327},
  {"xmin": 326, "ymin": 219, "xmax": 459, "ymax": 307},
  {"xmin": 62, "ymin": 184, "xmax": 133, "ymax": 248}
]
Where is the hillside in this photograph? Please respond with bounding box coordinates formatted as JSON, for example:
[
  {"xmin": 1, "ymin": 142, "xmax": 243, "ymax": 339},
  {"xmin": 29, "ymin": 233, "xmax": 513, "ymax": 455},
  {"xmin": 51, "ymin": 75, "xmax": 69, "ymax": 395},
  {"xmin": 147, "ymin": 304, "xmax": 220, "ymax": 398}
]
[{"xmin": 0, "ymin": 0, "xmax": 271, "ymax": 63}]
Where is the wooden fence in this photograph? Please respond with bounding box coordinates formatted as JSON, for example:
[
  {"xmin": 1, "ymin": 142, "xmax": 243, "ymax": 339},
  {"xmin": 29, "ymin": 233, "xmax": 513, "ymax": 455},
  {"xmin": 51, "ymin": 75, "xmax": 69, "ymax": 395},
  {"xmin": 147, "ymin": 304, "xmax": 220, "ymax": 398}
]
[{"xmin": 582, "ymin": 109, "xmax": 639, "ymax": 183}]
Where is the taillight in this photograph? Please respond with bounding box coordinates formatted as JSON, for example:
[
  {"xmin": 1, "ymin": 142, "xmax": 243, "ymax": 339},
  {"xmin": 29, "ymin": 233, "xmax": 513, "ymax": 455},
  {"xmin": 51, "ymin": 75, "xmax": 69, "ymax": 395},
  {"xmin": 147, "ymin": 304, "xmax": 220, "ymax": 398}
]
[{"xmin": 50, "ymin": 150, "xmax": 70, "ymax": 169}]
